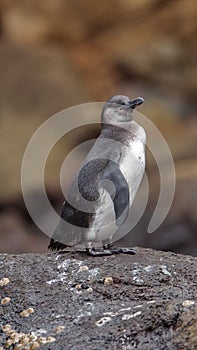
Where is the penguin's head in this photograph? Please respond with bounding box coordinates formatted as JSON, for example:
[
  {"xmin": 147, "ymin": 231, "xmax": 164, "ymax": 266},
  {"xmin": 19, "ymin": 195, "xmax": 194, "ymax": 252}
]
[{"xmin": 101, "ymin": 95, "xmax": 144, "ymax": 123}]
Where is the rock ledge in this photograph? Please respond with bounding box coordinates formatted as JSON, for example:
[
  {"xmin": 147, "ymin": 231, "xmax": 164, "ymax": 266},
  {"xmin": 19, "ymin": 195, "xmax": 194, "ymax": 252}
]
[{"xmin": 0, "ymin": 248, "xmax": 196, "ymax": 349}]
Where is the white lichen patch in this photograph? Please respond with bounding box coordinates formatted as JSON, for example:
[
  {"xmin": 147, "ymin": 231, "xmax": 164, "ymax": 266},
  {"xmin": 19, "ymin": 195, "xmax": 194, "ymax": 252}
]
[
  {"xmin": 133, "ymin": 276, "xmax": 144, "ymax": 284},
  {"xmin": 182, "ymin": 300, "xmax": 195, "ymax": 307},
  {"xmin": 101, "ymin": 306, "xmax": 143, "ymax": 323},
  {"xmin": 131, "ymin": 266, "xmax": 145, "ymax": 284},
  {"xmin": 46, "ymin": 259, "xmax": 75, "ymax": 284},
  {"xmin": 88, "ymin": 267, "xmax": 100, "ymax": 278},
  {"xmin": 31, "ymin": 329, "xmax": 47, "ymax": 337},
  {"xmin": 53, "ymin": 314, "xmax": 65, "ymax": 319},
  {"xmin": 95, "ymin": 305, "xmax": 143, "ymax": 327},
  {"xmin": 133, "ymin": 304, "xmax": 143, "ymax": 309},
  {"xmin": 95, "ymin": 316, "xmax": 112, "ymax": 327},
  {"xmin": 57, "ymin": 259, "xmax": 73, "ymax": 270},
  {"xmin": 144, "ymin": 265, "xmax": 153, "ymax": 272},
  {"xmin": 131, "ymin": 263, "xmax": 172, "ymax": 285},
  {"xmin": 46, "ymin": 272, "xmax": 67, "ymax": 285},
  {"xmin": 117, "ymin": 307, "xmax": 132, "ymax": 312},
  {"xmin": 132, "ymin": 268, "xmax": 144, "ymax": 284},
  {"xmin": 57, "ymin": 258, "xmax": 88, "ymax": 271},
  {"xmin": 0, "ymin": 277, "xmax": 10, "ymax": 287},
  {"xmin": 122, "ymin": 311, "xmax": 142, "ymax": 320},
  {"xmin": 103, "ymin": 311, "xmax": 119, "ymax": 317},
  {"xmin": 74, "ymin": 309, "xmax": 93, "ymax": 323},
  {"xmin": 46, "ymin": 258, "xmax": 100, "ymax": 290},
  {"xmin": 160, "ymin": 265, "xmax": 171, "ymax": 276},
  {"xmin": 147, "ymin": 300, "xmax": 156, "ymax": 304},
  {"xmin": 55, "ymin": 255, "xmax": 61, "ymax": 261}
]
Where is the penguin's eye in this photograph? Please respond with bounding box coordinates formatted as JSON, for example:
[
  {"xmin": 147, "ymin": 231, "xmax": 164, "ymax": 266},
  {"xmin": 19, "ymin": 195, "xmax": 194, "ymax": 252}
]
[
  {"xmin": 113, "ymin": 99, "xmax": 128, "ymax": 106},
  {"xmin": 107, "ymin": 96, "xmax": 130, "ymax": 106},
  {"xmin": 118, "ymin": 101, "xmax": 127, "ymax": 106}
]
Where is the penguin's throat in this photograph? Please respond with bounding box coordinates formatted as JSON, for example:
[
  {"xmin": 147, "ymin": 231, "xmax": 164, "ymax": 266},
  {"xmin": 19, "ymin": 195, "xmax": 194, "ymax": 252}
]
[
  {"xmin": 108, "ymin": 115, "xmax": 133, "ymax": 124},
  {"xmin": 117, "ymin": 115, "xmax": 133, "ymax": 122},
  {"xmin": 114, "ymin": 110, "xmax": 134, "ymax": 122}
]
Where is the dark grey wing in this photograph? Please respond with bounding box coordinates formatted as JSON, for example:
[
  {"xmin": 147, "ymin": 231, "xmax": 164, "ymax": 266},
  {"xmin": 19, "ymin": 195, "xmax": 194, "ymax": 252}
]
[
  {"xmin": 49, "ymin": 160, "xmax": 106, "ymax": 250},
  {"xmin": 78, "ymin": 159, "xmax": 129, "ymax": 226},
  {"xmin": 98, "ymin": 160, "xmax": 129, "ymax": 226}
]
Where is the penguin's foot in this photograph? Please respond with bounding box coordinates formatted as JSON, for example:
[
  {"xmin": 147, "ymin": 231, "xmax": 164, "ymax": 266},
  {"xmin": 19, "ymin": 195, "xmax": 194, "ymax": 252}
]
[
  {"xmin": 103, "ymin": 243, "xmax": 136, "ymax": 255},
  {"xmin": 86, "ymin": 247, "xmax": 112, "ymax": 256},
  {"xmin": 111, "ymin": 247, "xmax": 136, "ymax": 255}
]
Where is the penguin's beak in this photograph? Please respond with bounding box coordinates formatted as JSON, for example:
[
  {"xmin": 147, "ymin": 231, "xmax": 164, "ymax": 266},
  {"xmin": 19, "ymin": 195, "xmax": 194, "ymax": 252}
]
[{"xmin": 128, "ymin": 97, "xmax": 144, "ymax": 109}]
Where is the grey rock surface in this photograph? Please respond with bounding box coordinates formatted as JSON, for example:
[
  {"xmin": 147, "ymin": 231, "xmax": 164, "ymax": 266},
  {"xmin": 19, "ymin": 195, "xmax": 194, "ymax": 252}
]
[{"xmin": 0, "ymin": 248, "xmax": 196, "ymax": 349}]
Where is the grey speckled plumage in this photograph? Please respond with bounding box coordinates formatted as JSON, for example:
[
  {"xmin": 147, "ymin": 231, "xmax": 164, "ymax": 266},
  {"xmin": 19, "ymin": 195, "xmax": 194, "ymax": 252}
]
[{"xmin": 48, "ymin": 95, "xmax": 146, "ymax": 256}]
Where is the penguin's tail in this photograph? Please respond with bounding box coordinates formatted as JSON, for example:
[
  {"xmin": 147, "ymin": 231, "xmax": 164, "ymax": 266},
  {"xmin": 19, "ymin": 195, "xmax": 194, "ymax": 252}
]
[{"xmin": 48, "ymin": 238, "xmax": 69, "ymax": 252}]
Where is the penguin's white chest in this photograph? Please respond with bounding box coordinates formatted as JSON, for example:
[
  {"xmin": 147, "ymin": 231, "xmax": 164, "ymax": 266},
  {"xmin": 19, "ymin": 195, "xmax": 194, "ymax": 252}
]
[{"xmin": 120, "ymin": 139, "xmax": 145, "ymax": 205}]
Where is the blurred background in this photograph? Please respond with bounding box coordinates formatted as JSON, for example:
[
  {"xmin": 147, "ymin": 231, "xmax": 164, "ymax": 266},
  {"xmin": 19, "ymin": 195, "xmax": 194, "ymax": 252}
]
[{"xmin": 0, "ymin": 0, "xmax": 196, "ymax": 255}]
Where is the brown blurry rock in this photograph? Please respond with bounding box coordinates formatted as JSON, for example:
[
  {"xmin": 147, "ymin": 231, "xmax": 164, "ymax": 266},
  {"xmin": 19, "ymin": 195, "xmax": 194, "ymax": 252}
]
[
  {"xmin": 1, "ymin": 0, "xmax": 125, "ymax": 45},
  {"xmin": 69, "ymin": 0, "xmax": 197, "ymax": 102},
  {"xmin": 0, "ymin": 208, "xmax": 48, "ymax": 253},
  {"xmin": 0, "ymin": 42, "xmax": 90, "ymax": 201},
  {"xmin": 1, "ymin": 1, "xmax": 196, "ymax": 102}
]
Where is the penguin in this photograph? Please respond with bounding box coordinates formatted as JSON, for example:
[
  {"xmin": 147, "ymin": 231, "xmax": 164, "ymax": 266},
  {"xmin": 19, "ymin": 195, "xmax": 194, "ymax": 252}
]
[{"xmin": 48, "ymin": 95, "xmax": 146, "ymax": 256}]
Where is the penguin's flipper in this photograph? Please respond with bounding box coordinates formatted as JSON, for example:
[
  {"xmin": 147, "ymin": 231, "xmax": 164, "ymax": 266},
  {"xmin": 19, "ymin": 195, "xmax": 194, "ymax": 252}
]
[{"xmin": 99, "ymin": 160, "xmax": 129, "ymax": 226}]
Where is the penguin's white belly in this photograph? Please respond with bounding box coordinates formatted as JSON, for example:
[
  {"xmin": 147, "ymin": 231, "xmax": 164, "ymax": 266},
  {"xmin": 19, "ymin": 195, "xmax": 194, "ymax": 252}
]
[
  {"xmin": 120, "ymin": 139, "xmax": 145, "ymax": 207},
  {"xmin": 85, "ymin": 190, "xmax": 117, "ymax": 242}
]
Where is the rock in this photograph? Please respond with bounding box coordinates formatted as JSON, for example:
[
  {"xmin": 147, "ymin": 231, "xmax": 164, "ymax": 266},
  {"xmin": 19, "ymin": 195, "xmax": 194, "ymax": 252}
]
[
  {"xmin": 0, "ymin": 207, "xmax": 48, "ymax": 253},
  {"xmin": 68, "ymin": 0, "xmax": 196, "ymax": 103},
  {"xmin": 1, "ymin": 0, "xmax": 125, "ymax": 45},
  {"xmin": 1, "ymin": 1, "xmax": 196, "ymax": 103},
  {"xmin": 0, "ymin": 42, "xmax": 90, "ymax": 201},
  {"xmin": 0, "ymin": 248, "xmax": 196, "ymax": 349}
]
